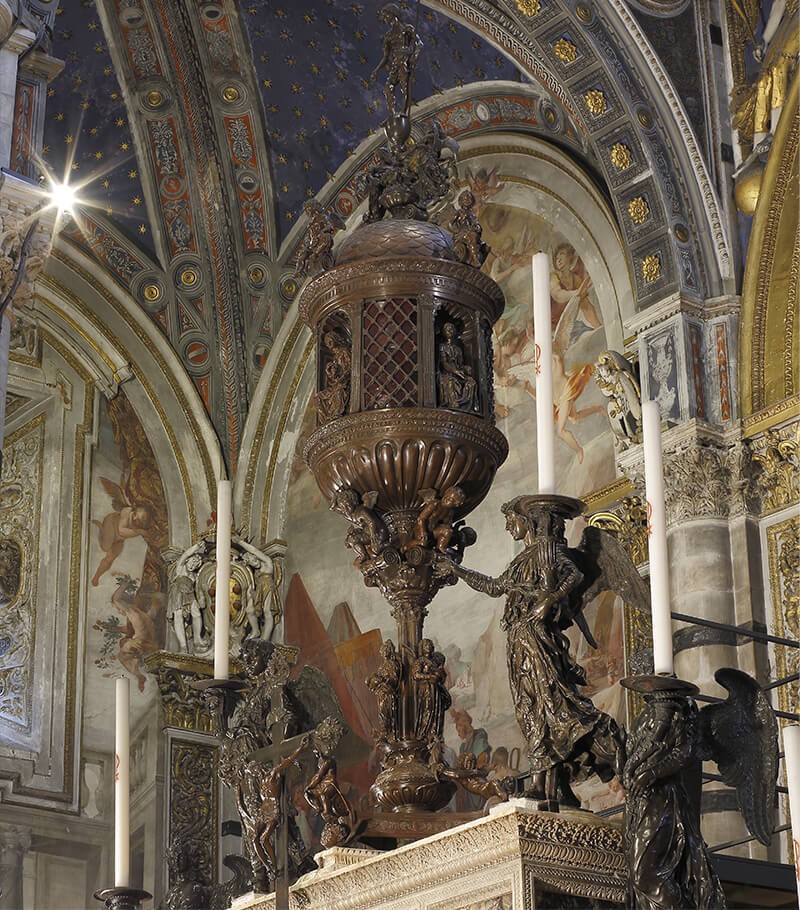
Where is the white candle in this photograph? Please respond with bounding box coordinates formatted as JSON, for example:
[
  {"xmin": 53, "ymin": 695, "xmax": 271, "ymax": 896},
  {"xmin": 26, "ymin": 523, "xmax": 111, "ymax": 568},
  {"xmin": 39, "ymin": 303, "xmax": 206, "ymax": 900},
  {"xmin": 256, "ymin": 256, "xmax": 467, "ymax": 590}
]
[
  {"xmin": 213, "ymin": 479, "xmax": 232, "ymax": 680},
  {"xmin": 784, "ymin": 724, "xmax": 800, "ymax": 901},
  {"xmin": 532, "ymin": 252, "xmax": 555, "ymax": 494},
  {"xmin": 114, "ymin": 677, "xmax": 130, "ymax": 888},
  {"xmin": 642, "ymin": 400, "xmax": 673, "ymax": 675}
]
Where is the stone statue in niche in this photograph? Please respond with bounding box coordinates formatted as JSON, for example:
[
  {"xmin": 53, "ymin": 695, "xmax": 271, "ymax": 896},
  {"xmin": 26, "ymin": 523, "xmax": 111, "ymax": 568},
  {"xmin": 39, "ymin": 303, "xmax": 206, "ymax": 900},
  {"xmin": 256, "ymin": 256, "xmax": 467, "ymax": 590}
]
[
  {"xmin": 330, "ymin": 488, "xmax": 389, "ymax": 568},
  {"xmin": 371, "ymin": 3, "xmax": 422, "ymax": 119},
  {"xmin": 449, "ymin": 189, "xmax": 489, "ymax": 268},
  {"xmin": 444, "ymin": 497, "xmax": 628, "ymax": 811},
  {"xmin": 304, "ymin": 716, "xmax": 356, "ymax": 848},
  {"xmin": 594, "ymin": 350, "xmax": 642, "ymax": 449},
  {"xmin": 295, "ymin": 200, "xmax": 345, "ymax": 276},
  {"xmin": 316, "ymin": 329, "xmax": 351, "ymax": 422},
  {"xmin": 366, "ymin": 639, "xmax": 401, "ymax": 741},
  {"xmin": 437, "ymin": 321, "xmax": 477, "ymax": 411}
]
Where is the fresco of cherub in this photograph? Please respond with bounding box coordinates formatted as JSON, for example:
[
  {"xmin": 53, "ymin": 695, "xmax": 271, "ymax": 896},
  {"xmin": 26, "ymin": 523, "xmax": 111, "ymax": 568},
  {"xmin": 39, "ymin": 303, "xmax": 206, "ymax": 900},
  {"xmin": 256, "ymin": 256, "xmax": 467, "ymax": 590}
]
[
  {"xmin": 110, "ymin": 573, "xmax": 160, "ymax": 692},
  {"xmin": 91, "ymin": 476, "xmax": 154, "ymax": 587}
]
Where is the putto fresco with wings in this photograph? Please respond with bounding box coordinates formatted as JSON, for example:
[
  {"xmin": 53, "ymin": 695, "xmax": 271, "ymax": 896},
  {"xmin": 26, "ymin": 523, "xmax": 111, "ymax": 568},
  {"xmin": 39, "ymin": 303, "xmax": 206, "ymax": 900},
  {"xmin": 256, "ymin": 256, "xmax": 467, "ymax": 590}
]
[{"xmin": 91, "ymin": 394, "xmax": 169, "ymax": 689}]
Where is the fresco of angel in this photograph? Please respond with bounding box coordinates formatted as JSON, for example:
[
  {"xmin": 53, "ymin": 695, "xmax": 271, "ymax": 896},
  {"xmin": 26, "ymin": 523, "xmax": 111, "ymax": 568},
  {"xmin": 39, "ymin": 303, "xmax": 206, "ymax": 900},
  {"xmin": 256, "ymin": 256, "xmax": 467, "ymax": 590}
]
[{"xmin": 91, "ymin": 477, "xmax": 154, "ymax": 587}]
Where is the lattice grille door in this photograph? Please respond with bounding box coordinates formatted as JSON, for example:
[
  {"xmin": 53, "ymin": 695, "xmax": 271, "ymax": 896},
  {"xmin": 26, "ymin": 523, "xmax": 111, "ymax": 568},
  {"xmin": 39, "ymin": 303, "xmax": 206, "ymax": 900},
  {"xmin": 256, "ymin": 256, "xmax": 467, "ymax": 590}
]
[{"xmin": 362, "ymin": 298, "xmax": 418, "ymax": 409}]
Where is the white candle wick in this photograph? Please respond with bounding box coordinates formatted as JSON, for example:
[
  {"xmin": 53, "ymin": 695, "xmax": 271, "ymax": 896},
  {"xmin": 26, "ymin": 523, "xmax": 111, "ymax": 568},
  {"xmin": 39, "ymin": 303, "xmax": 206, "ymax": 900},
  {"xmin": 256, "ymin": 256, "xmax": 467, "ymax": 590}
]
[{"xmin": 213, "ymin": 479, "xmax": 232, "ymax": 680}]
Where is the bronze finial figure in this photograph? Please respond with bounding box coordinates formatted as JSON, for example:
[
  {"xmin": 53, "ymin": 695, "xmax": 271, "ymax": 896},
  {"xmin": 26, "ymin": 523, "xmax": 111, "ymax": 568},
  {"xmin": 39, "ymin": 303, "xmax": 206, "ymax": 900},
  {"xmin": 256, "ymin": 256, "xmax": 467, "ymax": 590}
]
[
  {"xmin": 407, "ymin": 487, "xmax": 469, "ymax": 554},
  {"xmin": 622, "ymin": 669, "xmax": 778, "ymax": 910},
  {"xmin": 445, "ymin": 496, "xmax": 625, "ymax": 811},
  {"xmin": 295, "ymin": 201, "xmax": 345, "ymax": 276},
  {"xmin": 450, "ymin": 189, "xmax": 489, "ymax": 268},
  {"xmin": 372, "ymin": 3, "xmax": 423, "ymax": 120},
  {"xmin": 437, "ymin": 322, "xmax": 478, "ymax": 411}
]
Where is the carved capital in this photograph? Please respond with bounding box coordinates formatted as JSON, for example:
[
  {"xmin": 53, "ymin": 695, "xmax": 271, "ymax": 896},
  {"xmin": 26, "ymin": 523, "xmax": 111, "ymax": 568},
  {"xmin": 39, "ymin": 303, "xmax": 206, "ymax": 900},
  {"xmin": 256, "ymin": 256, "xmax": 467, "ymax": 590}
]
[{"xmin": 619, "ymin": 422, "xmax": 754, "ymax": 527}]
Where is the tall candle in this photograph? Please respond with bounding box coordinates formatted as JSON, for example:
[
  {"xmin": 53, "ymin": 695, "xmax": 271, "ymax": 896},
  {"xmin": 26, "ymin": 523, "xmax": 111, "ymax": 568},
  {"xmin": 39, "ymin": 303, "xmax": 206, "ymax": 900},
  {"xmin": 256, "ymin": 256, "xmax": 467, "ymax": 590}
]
[
  {"xmin": 784, "ymin": 724, "xmax": 800, "ymax": 901},
  {"xmin": 532, "ymin": 252, "xmax": 555, "ymax": 494},
  {"xmin": 642, "ymin": 400, "xmax": 673, "ymax": 675},
  {"xmin": 213, "ymin": 479, "xmax": 232, "ymax": 680},
  {"xmin": 114, "ymin": 677, "xmax": 130, "ymax": 888}
]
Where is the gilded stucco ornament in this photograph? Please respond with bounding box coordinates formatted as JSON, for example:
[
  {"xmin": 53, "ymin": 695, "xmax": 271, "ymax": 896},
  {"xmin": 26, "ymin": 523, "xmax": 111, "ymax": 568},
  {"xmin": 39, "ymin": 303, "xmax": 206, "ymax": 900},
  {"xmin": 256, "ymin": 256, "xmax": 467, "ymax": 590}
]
[
  {"xmin": 594, "ymin": 350, "xmax": 642, "ymax": 449},
  {"xmin": 641, "ymin": 253, "xmax": 661, "ymax": 282},
  {"xmin": 584, "ymin": 89, "xmax": 607, "ymax": 115},
  {"xmin": 627, "ymin": 196, "xmax": 650, "ymax": 225},
  {"xmin": 553, "ymin": 38, "xmax": 578, "ymax": 63},
  {"xmin": 609, "ymin": 142, "xmax": 632, "ymax": 170},
  {"xmin": 515, "ymin": 0, "xmax": 541, "ymax": 15}
]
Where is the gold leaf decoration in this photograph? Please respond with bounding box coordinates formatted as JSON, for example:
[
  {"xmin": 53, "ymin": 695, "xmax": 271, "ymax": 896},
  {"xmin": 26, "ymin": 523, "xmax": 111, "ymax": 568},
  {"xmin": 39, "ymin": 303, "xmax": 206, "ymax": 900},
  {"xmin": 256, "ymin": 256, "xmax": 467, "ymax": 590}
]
[
  {"xmin": 553, "ymin": 38, "xmax": 578, "ymax": 63},
  {"xmin": 628, "ymin": 196, "xmax": 650, "ymax": 224},
  {"xmin": 610, "ymin": 142, "xmax": 632, "ymax": 170},
  {"xmin": 584, "ymin": 89, "xmax": 607, "ymax": 115},
  {"xmin": 515, "ymin": 0, "xmax": 541, "ymax": 15},
  {"xmin": 641, "ymin": 253, "xmax": 661, "ymax": 282}
]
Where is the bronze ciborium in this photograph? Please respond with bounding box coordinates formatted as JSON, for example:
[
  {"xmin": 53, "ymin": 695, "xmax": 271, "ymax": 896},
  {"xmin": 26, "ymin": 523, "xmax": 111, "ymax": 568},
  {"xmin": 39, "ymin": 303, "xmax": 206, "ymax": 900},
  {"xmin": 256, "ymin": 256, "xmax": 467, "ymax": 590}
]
[
  {"xmin": 300, "ymin": 221, "xmax": 507, "ymax": 812},
  {"xmin": 298, "ymin": 3, "xmax": 507, "ymax": 816}
]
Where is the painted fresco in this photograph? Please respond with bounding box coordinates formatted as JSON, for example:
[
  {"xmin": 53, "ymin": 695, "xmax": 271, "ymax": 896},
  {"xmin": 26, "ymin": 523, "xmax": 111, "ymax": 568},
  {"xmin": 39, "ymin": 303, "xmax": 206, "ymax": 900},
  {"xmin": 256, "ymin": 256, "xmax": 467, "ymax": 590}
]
[
  {"xmin": 282, "ymin": 162, "xmax": 625, "ymax": 812},
  {"xmin": 84, "ymin": 393, "xmax": 169, "ymax": 751}
]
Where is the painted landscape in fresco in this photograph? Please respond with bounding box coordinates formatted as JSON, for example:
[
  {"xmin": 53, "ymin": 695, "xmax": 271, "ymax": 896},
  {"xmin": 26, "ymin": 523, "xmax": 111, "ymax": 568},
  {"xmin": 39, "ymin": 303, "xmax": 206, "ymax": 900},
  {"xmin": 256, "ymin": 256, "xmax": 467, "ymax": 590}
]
[
  {"xmin": 282, "ymin": 162, "xmax": 624, "ymax": 811},
  {"xmin": 83, "ymin": 392, "xmax": 169, "ymax": 751}
]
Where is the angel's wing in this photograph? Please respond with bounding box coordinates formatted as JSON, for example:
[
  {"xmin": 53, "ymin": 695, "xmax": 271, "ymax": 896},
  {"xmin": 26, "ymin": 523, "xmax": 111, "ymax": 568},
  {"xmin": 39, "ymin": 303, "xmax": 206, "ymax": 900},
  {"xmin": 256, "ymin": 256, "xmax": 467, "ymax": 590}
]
[
  {"xmin": 697, "ymin": 668, "xmax": 778, "ymax": 845},
  {"xmin": 99, "ymin": 476, "xmax": 128, "ymax": 512},
  {"xmin": 571, "ymin": 524, "xmax": 651, "ymax": 616}
]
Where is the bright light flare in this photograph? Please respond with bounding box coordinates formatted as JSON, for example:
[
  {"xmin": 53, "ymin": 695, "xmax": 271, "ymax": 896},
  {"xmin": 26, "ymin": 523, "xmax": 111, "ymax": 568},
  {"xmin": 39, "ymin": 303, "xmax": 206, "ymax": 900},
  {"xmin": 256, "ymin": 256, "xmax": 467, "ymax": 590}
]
[{"xmin": 48, "ymin": 181, "xmax": 78, "ymax": 214}]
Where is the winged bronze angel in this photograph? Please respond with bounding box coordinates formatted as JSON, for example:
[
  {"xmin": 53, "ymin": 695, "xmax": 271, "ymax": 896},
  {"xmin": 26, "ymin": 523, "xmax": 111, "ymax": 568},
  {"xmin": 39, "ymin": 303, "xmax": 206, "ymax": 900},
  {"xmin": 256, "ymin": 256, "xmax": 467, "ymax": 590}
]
[
  {"xmin": 443, "ymin": 494, "xmax": 647, "ymax": 810},
  {"xmin": 623, "ymin": 668, "xmax": 778, "ymax": 910}
]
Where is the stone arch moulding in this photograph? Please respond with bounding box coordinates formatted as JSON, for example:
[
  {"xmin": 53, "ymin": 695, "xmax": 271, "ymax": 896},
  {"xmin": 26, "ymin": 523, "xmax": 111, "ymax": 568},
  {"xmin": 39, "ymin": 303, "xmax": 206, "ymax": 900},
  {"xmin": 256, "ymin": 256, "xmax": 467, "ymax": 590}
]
[
  {"xmin": 39, "ymin": 243, "xmax": 224, "ymax": 546},
  {"xmin": 239, "ymin": 131, "xmax": 635, "ymax": 547},
  {"xmin": 423, "ymin": 0, "xmax": 732, "ymax": 299}
]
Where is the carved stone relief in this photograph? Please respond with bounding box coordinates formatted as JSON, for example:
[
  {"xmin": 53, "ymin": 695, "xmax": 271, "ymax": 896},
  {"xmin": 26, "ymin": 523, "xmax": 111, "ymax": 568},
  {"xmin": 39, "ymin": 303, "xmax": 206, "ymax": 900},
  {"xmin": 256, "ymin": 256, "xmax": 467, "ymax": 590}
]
[
  {"xmin": 766, "ymin": 515, "xmax": 800, "ymax": 719},
  {"xmin": 0, "ymin": 418, "xmax": 42, "ymax": 737}
]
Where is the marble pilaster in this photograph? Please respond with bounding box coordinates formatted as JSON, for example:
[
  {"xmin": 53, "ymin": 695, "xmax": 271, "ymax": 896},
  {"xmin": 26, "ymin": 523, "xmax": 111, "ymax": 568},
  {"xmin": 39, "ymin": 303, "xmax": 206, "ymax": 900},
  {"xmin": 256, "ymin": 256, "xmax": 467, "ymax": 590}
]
[{"xmin": 0, "ymin": 824, "xmax": 31, "ymax": 910}]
